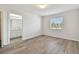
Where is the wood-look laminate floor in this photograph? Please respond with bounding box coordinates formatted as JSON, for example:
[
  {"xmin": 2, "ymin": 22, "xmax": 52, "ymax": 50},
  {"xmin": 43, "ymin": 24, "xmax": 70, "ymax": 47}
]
[{"xmin": 0, "ymin": 35, "xmax": 79, "ymax": 54}]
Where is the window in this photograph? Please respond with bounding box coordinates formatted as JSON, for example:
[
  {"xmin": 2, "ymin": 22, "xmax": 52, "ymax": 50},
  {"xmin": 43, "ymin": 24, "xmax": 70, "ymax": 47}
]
[{"xmin": 50, "ymin": 16, "xmax": 64, "ymax": 29}]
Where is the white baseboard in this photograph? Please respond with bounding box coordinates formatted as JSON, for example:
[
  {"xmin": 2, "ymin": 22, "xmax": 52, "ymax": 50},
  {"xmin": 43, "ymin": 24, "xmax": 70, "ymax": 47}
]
[
  {"xmin": 22, "ymin": 34, "xmax": 79, "ymax": 42},
  {"xmin": 22, "ymin": 34, "xmax": 42, "ymax": 40},
  {"xmin": 44, "ymin": 34, "xmax": 79, "ymax": 42}
]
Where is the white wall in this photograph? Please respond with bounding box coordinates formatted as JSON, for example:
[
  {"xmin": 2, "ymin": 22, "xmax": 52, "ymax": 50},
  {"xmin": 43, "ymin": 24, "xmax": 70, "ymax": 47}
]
[
  {"xmin": 43, "ymin": 9, "xmax": 79, "ymax": 41},
  {"xmin": 22, "ymin": 13, "xmax": 42, "ymax": 40}
]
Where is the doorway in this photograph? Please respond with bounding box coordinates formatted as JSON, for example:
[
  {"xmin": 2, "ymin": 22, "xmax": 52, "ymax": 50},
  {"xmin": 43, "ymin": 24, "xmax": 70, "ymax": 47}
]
[{"xmin": 9, "ymin": 13, "xmax": 23, "ymax": 46}]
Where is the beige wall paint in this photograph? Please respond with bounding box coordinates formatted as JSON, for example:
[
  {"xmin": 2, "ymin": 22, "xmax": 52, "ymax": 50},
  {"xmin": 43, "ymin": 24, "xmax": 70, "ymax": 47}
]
[{"xmin": 43, "ymin": 9, "xmax": 79, "ymax": 41}]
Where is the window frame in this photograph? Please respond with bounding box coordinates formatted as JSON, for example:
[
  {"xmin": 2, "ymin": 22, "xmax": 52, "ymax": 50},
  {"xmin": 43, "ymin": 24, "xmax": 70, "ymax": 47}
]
[{"xmin": 49, "ymin": 16, "xmax": 64, "ymax": 30}]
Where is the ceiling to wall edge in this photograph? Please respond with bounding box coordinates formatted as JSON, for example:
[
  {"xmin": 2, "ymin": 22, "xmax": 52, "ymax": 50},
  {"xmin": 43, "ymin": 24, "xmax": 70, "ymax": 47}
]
[
  {"xmin": 41, "ymin": 8, "xmax": 79, "ymax": 16},
  {"xmin": 0, "ymin": 5, "xmax": 79, "ymax": 17}
]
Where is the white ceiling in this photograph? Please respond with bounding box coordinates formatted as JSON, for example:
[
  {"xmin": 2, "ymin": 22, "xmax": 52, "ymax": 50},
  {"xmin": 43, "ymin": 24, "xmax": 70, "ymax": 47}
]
[{"xmin": 0, "ymin": 4, "xmax": 79, "ymax": 16}]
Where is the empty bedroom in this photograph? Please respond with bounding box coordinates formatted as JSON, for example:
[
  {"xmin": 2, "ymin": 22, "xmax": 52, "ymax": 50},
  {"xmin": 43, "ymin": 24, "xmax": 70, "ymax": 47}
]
[{"xmin": 0, "ymin": 4, "xmax": 79, "ymax": 54}]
